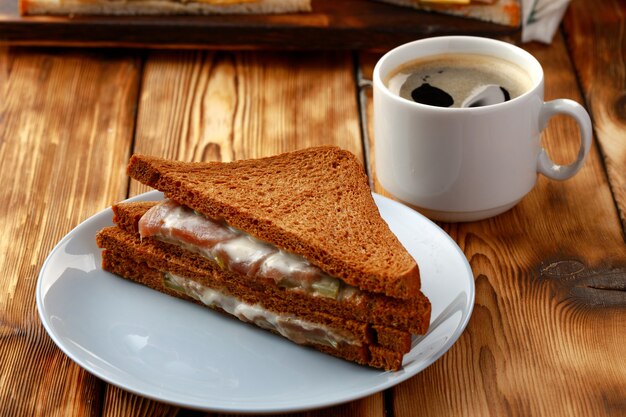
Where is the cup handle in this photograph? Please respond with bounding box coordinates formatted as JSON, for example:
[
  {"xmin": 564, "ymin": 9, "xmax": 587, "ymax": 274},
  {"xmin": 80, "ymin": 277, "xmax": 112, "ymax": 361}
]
[{"xmin": 537, "ymin": 99, "xmax": 593, "ymax": 181}]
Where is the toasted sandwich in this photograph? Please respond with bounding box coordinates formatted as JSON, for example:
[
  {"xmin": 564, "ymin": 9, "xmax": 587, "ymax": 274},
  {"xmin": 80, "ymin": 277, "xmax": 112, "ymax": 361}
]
[
  {"xmin": 374, "ymin": 0, "xmax": 522, "ymax": 27},
  {"xmin": 20, "ymin": 0, "xmax": 311, "ymax": 16},
  {"xmin": 96, "ymin": 147, "xmax": 431, "ymax": 370}
]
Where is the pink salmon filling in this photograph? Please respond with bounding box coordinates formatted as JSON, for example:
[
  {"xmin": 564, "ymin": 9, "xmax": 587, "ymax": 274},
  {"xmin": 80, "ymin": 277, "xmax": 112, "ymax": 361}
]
[{"xmin": 139, "ymin": 200, "xmax": 359, "ymax": 301}]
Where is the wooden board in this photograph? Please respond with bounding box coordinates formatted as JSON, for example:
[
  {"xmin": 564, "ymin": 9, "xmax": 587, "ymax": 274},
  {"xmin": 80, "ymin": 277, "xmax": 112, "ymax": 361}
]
[{"xmin": 0, "ymin": 0, "xmax": 519, "ymax": 50}]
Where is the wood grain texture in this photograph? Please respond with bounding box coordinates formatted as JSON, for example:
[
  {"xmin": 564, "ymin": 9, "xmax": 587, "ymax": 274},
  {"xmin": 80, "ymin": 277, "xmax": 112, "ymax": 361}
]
[
  {"xmin": 563, "ymin": 0, "xmax": 626, "ymax": 234},
  {"xmin": 104, "ymin": 50, "xmax": 379, "ymax": 417},
  {"xmin": 129, "ymin": 50, "xmax": 363, "ymax": 194},
  {"xmin": 101, "ymin": 386, "xmax": 179, "ymax": 417},
  {"xmin": 0, "ymin": 0, "xmax": 519, "ymax": 50},
  {"xmin": 0, "ymin": 46, "xmax": 140, "ymax": 416},
  {"xmin": 201, "ymin": 394, "xmax": 383, "ymax": 417},
  {"xmin": 356, "ymin": 51, "xmax": 380, "ymax": 191},
  {"xmin": 363, "ymin": 34, "xmax": 626, "ymax": 416}
]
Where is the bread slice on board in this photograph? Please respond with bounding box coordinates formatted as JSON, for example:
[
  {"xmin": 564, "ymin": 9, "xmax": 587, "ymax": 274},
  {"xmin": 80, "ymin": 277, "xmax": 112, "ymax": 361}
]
[
  {"xmin": 20, "ymin": 0, "xmax": 311, "ymax": 16},
  {"xmin": 374, "ymin": 0, "xmax": 522, "ymax": 27},
  {"xmin": 126, "ymin": 147, "xmax": 422, "ymax": 300}
]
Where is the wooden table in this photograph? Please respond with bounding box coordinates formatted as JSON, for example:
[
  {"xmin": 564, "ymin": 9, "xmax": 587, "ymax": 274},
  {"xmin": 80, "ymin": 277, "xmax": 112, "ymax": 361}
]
[{"xmin": 1, "ymin": 1, "xmax": 625, "ymax": 415}]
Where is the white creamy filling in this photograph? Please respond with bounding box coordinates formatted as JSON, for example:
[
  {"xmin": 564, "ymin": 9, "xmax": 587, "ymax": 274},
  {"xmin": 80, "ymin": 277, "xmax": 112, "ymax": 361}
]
[
  {"xmin": 214, "ymin": 236, "xmax": 275, "ymax": 274},
  {"xmin": 164, "ymin": 273, "xmax": 361, "ymax": 348},
  {"xmin": 143, "ymin": 201, "xmax": 360, "ymax": 301}
]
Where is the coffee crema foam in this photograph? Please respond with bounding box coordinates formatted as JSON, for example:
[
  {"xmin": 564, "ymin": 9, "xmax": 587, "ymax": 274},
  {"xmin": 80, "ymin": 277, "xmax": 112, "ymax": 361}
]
[{"xmin": 385, "ymin": 53, "xmax": 534, "ymax": 108}]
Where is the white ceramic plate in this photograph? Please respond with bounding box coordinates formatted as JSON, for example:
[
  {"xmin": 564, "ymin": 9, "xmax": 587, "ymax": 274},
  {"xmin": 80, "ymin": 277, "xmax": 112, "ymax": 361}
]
[{"xmin": 37, "ymin": 191, "xmax": 474, "ymax": 414}]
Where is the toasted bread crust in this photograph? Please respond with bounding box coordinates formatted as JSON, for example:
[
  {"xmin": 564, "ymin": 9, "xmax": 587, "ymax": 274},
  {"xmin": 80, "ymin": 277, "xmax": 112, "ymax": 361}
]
[
  {"xmin": 108, "ymin": 202, "xmax": 431, "ymax": 334},
  {"xmin": 112, "ymin": 201, "xmax": 154, "ymax": 233},
  {"xmin": 101, "ymin": 246, "xmax": 405, "ymax": 370},
  {"xmin": 368, "ymin": 345, "xmax": 404, "ymax": 371},
  {"xmin": 126, "ymin": 147, "xmax": 421, "ymax": 299},
  {"xmin": 372, "ymin": 325, "xmax": 412, "ymax": 353}
]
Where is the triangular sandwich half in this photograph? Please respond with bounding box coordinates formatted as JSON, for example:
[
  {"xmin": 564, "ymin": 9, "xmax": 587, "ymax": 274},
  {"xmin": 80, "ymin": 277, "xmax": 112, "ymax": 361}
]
[{"xmin": 96, "ymin": 146, "xmax": 431, "ymax": 370}]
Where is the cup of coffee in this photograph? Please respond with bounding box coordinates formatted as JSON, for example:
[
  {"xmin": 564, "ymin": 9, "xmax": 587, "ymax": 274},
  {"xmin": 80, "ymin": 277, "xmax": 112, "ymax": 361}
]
[{"xmin": 373, "ymin": 36, "xmax": 592, "ymax": 222}]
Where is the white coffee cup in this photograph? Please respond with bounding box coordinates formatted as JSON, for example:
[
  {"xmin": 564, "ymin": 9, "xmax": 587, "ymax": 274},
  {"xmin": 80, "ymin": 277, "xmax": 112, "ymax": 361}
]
[{"xmin": 373, "ymin": 36, "xmax": 592, "ymax": 222}]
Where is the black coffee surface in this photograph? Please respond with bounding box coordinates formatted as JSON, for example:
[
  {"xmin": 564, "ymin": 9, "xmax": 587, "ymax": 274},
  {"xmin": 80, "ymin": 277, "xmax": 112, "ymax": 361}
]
[
  {"xmin": 500, "ymin": 86, "xmax": 511, "ymax": 101},
  {"xmin": 410, "ymin": 83, "xmax": 454, "ymax": 107},
  {"xmin": 385, "ymin": 53, "xmax": 532, "ymax": 108}
]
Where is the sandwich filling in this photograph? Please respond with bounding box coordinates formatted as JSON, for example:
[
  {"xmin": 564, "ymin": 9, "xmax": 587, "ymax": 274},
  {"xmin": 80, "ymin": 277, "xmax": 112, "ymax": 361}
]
[
  {"xmin": 139, "ymin": 200, "xmax": 361, "ymax": 301},
  {"xmin": 164, "ymin": 272, "xmax": 361, "ymax": 348}
]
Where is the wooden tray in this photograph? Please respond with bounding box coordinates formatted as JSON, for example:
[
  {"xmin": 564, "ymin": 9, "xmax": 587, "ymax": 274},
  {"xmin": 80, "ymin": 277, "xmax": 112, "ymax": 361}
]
[{"xmin": 0, "ymin": 0, "xmax": 520, "ymax": 49}]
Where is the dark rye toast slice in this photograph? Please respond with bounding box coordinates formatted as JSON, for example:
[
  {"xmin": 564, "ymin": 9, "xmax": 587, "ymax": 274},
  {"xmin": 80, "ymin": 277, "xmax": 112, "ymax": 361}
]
[
  {"xmin": 126, "ymin": 147, "xmax": 421, "ymax": 300},
  {"xmin": 110, "ymin": 201, "xmax": 431, "ymax": 336},
  {"xmin": 100, "ymin": 241, "xmax": 405, "ymax": 371}
]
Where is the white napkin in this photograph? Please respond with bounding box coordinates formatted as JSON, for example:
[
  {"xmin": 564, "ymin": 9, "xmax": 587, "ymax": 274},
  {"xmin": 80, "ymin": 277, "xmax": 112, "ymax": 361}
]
[{"xmin": 522, "ymin": 0, "xmax": 571, "ymax": 43}]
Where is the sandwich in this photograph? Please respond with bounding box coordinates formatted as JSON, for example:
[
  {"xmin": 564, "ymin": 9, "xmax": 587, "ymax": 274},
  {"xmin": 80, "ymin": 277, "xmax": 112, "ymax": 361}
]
[
  {"xmin": 373, "ymin": 0, "xmax": 522, "ymax": 27},
  {"xmin": 96, "ymin": 146, "xmax": 431, "ymax": 370},
  {"xmin": 20, "ymin": 0, "xmax": 311, "ymax": 16}
]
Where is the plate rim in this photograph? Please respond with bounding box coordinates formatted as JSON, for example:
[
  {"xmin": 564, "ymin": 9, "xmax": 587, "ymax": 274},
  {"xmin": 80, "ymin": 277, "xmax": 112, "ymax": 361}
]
[{"xmin": 36, "ymin": 191, "xmax": 475, "ymax": 413}]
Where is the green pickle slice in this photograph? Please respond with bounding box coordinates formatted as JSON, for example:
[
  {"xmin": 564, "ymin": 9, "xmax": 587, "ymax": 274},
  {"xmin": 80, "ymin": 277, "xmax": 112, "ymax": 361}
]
[
  {"xmin": 163, "ymin": 273, "xmax": 186, "ymax": 294},
  {"xmin": 311, "ymin": 276, "xmax": 341, "ymax": 299}
]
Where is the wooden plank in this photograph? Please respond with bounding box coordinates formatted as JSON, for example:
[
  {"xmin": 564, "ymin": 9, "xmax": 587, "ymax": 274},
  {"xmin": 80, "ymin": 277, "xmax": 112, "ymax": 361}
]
[
  {"xmin": 0, "ymin": 0, "xmax": 519, "ymax": 50},
  {"xmin": 205, "ymin": 394, "xmax": 384, "ymax": 417},
  {"xmin": 130, "ymin": 49, "xmax": 363, "ymax": 191},
  {"xmin": 0, "ymin": 46, "xmax": 140, "ymax": 415},
  {"xmin": 360, "ymin": 34, "xmax": 626, "ymax": 416},
  {"xmin": 101, "ymin": 387, "xmax": 179, "ymax": 417},
  {"xmin": 104, "ymin": 50, "xmax": 378, "ymax": 416},
  {"xmin": 119, "ymin": 392, "xmax": 383, "ymax": 417},
  {"xmin": 563, "ymin": 0, "xmax": 626, "ymax": 234},
  {"xmin": 356, "ymin": 51, "xmax": 380, "ymax": 191}
]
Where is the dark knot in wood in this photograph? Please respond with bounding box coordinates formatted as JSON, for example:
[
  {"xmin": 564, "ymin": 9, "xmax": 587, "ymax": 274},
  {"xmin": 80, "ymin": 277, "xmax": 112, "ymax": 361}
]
[
  {"xmin": 614, "ymin": 92, "xmax": 626, "ymax": 122},
  {"xmin": 539, "ymin": 260, "xmax": 626, "ymax": 308}
]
